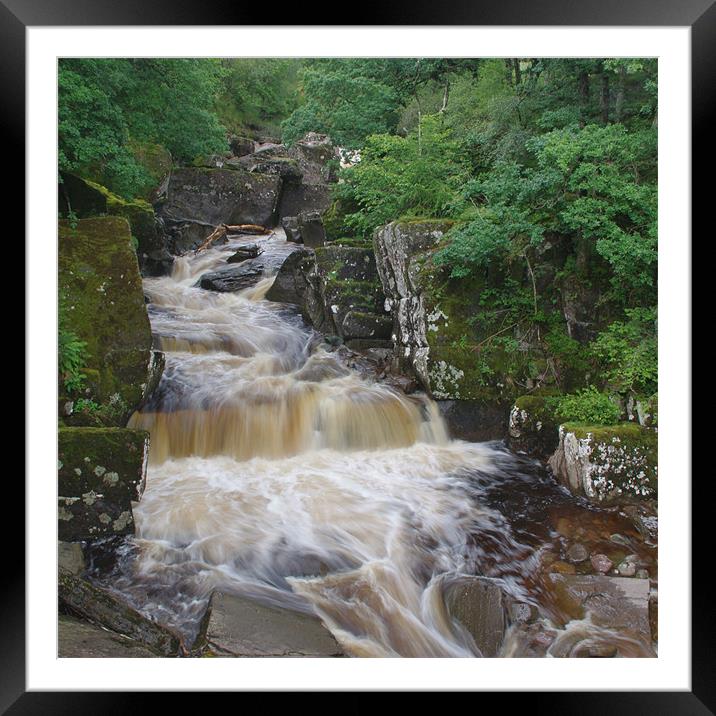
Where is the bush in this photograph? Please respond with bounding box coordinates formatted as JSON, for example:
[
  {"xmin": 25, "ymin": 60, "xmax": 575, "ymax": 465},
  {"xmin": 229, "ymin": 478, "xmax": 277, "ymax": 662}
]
[{"xmin": 551, "ymin": 386, "xmax": 621, "ymax": 425}]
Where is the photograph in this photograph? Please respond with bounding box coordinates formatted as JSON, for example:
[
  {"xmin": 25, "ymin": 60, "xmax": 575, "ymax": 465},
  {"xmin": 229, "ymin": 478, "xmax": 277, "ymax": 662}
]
[{"xmin": 56, "ymin": 55, "xmax": 661, "ymax": 660}]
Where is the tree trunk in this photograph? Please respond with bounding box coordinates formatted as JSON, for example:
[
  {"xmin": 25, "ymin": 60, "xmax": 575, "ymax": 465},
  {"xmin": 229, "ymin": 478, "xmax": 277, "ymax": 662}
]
[
  {"xmin": 615, "ymin": 65, "xmax": 626, "ymax": 123},
  {"xmin": 600, "ymin": 71, "xmax": 610, "ymax": 124}
]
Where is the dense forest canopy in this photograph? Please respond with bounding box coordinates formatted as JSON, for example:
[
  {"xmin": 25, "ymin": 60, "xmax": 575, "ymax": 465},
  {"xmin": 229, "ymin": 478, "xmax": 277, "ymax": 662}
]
[{"xmin": 59, "ymin": 57, "xmax": 657, "ymax": 417}]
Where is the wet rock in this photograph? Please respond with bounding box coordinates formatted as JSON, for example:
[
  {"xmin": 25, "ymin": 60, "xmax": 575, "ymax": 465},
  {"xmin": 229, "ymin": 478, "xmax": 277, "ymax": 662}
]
[
  {"xmin": 59, "ymin": 614, "xmax": 160, "ymax": 658},
  {"xmin": 288, "ymin": 132, "xmax": 340, "ymax": 184},
  {"xmin": 610, "ymin": 533, "xmax": 632, "ymax": 547},
  {"xmin": 197, "ymin": 259, "xmax": 265, "ymax": 292},
  {"xmin": 443, "ymin": 576, "xmax": 507, "ymax": 657},
  {"xmin": 546, "ymin": 573, "xmax": 654, "ymax": 656},
  {"xmin": 58, "ymin": 571, "xmax": 183, "ymax": 656},
  {"xmin": 264, "ymin": 248, "xmax": 316, "ymax": 306},
  {"xmin": 58, "ymin": 541, "xmax": 86, "ymax": 576},
  {"xmin": 282, "ymin": 215, "xmax": 302, "ymax": 243},
  {"xmin": 508, "ymin": 602, "xmax": 539, "ymax": 624},
  {"xmin": 565, "ymin": 543, "xmax": 589, "ymax": 563},
  {"xmin": 636, "ymin": 568, "xmax": 650, "ymax": 580},
  {"xmin": 549, "ymin": 561, "xmax": 577, "ymax": 575},
  {"xmin": 436, "ymin": 400, "xmax": 510, "ymax": 442},
  {"xmin": 341, "ymin": 311, "xmax": 393, "ymax": 341},
  {"xmin": 297, "ymin": 210, "xmax": 326, "ymax": 248},
  {"xmin": 201, "ymin": 592, "xmax": 343, "ymax": 657},
  {"xmin": 346, "ymin": 339, "xmax": 395, "ymax": 353},
  {"xmin": 548, "ymin": 423, "xmax": 657, "ymax": 505},
  {"xmin": 58, "ymin": 427, "xmax": 149, "ymax": 541},
  {"xmin": 238, "ymin": 149, "xmax": 303, "ymax": 182},
  {"xmin": 381, "ymin": 373, "xmax": 418, "ymax": 394},
  {"xmin": 617, "ymin": 558, "xmax": 637, "ymax": 577},
  {"xmin": 226, "ymin": 244, "xmax": 262, "ymax": 263},
  {"xmin": 507, "ymin": 395, "xmax": 560, "ymax": 459},
  {"xmin": 278, "ymin": 183, "xmax": 333, "ymax": 219},
  {"xmin": 160, "ymin": 167, "xmax": 281, "ymax": 230},
  {"xmin": 590, "ymin": 553, "xmax": 614, "ymax": 574},
  {"xmin": 572, "ymin": 641, "xmax": 618, "ymax": 658},
  {"xmin": 59, "ymin": 216, "xmax": 162, "ymax": 421}
]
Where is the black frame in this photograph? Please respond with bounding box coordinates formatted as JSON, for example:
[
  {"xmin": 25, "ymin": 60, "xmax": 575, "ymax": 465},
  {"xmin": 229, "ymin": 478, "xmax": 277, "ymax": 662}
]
[{"xmin": 8, "ymin": 1, "xmax": 703, "ymax": 710}]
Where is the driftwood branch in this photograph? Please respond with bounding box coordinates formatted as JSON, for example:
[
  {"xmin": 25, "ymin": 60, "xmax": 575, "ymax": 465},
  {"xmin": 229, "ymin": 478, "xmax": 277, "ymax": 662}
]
[{"xmin": 194, "ymin": 223, "xmax": 272, "ymax": 254}]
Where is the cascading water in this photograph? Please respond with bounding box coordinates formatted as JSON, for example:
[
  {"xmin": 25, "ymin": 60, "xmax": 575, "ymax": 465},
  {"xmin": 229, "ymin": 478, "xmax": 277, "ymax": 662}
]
[{"xmin": 102, "ymin": 231, "xmax": 655, "ymax": 658}]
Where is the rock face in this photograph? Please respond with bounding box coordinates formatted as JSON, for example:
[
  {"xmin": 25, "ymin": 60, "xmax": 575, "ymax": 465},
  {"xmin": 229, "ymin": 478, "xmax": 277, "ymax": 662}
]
[
  {"xmin": 197, "ymin": 258, "xmax": 266, "ymax": 292},
  {"xmin": 160, "ymin": 167, "xmax": 281, "ymax": 251},
  {"xmin": 443, "ymin": 576, "xmax": 507, "ymax": 657},
  {"xmin": 508, "ymin": 395, "xmax": 560, "ymax": 459},
  {"xmin": 282, "ymin": 215, "xmax": 302, "ymax": 243},
  {"xmin": 437, "ymin": 400, "xmax": 510, "ymax": 443},
  {"xmin": 58, "ymin": 427, "xmax": 149, "ymax": 541},
  {"xmin": 278, "ymin": 183, "xmax": 333, "ymax": 219},
  {"xmin": 59, "ymin": 216, "xmax": 164, "ymax": 421},
  {"xmin": 266, "ymin": 245, "xmax": 391, "ymax": 342},
  {"xmin": 373, "ymin": 221, "xmax": 453, "ymax": 390},
  {"xmin": 201, "ymin": 592, "xmax": 343, "ymax": 657},
  {"xmin": 59, "ymin": 571, "xmax": 182, "ymax": 656},
  {"xmin": 548, "ymin": 423, "xmax": 657, "ymax": 505},
  {"xmin": 229, "ymin": 135, "xmax": 256, "ymax": 158}
]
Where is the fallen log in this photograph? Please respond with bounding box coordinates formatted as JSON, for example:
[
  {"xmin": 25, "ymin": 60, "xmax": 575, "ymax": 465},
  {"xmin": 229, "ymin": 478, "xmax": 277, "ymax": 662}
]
[
  {"xmin": 223, "ymin": 224, "xmax": 271, "ymax": 235},
  {"xmin": 194, "ymin": 224, "xmax": 227, "ymax": 254}
]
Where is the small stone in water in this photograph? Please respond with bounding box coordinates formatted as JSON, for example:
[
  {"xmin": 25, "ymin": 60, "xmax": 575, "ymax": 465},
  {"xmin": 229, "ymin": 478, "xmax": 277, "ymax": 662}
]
[
  {"xmin": 550, "ymin": 561, "xmax": 577, "ymax": 575},
  {"xmin": 573, "ymin": 641, "xmax": 618, "ymax": 658},
  {"xmin": 610, "ymin": 533, "xmax": 631, "ymax": 547},
  {"xmin": 590, "ymin": 553, "xmax": 614, "ymax": 574},
  {"xmin": 566, "ymin": 543, "xmax": 589, "ymax": 563}
]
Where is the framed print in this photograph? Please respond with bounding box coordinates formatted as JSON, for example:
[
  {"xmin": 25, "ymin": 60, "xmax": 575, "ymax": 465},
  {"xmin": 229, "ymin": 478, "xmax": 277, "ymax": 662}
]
[{"xmin": 9, "ymin": 0, "xmax": 704, "ymax": 710}]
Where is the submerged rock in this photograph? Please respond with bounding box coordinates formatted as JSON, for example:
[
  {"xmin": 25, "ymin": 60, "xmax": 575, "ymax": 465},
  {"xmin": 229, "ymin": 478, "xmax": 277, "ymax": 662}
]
[
  {"xmin": 58, "ymin": 427, "xmax": 149, "ymax": 541},
  {"xmin": 226, "ymin": 243, "xmax": 262, "ymax": 263},
  {"xmin": 200, "ymin": 592, "xmax": 343, "ymax": 657},
  {"xmin": 548, "ymin": 423, "xmax": 657, "ymax": 505}
]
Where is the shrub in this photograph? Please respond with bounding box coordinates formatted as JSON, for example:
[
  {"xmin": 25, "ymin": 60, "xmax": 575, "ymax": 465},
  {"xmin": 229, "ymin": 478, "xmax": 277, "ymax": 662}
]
[{"xmin": 551, "ymin": 386, "xmax": 621, "ymax": 425}]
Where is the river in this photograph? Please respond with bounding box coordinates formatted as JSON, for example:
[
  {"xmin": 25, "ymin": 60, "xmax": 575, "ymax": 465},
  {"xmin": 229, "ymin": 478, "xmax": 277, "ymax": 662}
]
[{"xmin": 94, "ymin": 230, "xmax": 655, "ymax": 657}]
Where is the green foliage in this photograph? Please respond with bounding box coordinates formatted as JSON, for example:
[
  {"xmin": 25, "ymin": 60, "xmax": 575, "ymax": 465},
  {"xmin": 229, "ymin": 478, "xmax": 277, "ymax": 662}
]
[
  {"xmin": 338, "ymin": 115, "xmax": 467, "ymax": 239},
  {"xmin": 59, "ymin": 59, "xmax": 228, "ymax": 198},
  {"xmin": 592, "ymin": 307, "xmax": 658, "ymax": 395},
  {"xmin": 551, "ymin": 386, "xmax": 622, "ymax": 425},
  {"xmin": 58, "ymin": 296, "xmax": 89, "ymax": 395}
]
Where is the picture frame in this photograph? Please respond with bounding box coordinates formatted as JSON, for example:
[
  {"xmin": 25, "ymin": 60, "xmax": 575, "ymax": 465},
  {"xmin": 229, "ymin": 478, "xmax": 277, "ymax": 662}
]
[{"xmin": 9, "ymin": 0, "xmax": 703, "ymax": 708}]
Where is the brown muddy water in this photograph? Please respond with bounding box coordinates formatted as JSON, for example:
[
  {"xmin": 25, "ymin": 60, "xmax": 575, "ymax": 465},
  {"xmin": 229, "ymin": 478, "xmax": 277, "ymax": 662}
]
[{"xmin": 89, "ymin": 232, "xmax": 657, "ymax": 657}]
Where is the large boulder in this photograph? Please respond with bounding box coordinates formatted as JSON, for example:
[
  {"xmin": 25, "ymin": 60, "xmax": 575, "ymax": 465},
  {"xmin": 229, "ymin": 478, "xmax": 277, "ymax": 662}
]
[
  {"xmin": 278, "ymin": 183, "xmax": 333, "ymax": 219},
  {"xmin": 229, "ymin": 135, "xmax": 256, "ymax": 158},
  {"xmin": 160, "ymin": 167, "xmax": 281, "ymax": 233},
  {"xmin": 289, "ymin": 132, "xmax": 340, "ymax": 184},
  {"xmin": 282, "ymin": 215, "xmax": 302, "ymax": 243},
  {"xmin": 200, "ymin": 591, "xmax": 343, "ymax": 657},
  {"xmin": 443, "ymin": 576, "xmax": 507, "ymax": 657},
  {"xmin": 297, "ymin": 210, "xmax": 326, "ymax": 248},
  {"xmin": 548, "ymin": 423, "xmax": 658, "ymax": 505},
  {"xmin": 59, "ymin": 216, "xmax": 164, "ymax": 420},
  {"xmin": 58, "ymin": 427, "xmax": 149, "ymax": 541}
]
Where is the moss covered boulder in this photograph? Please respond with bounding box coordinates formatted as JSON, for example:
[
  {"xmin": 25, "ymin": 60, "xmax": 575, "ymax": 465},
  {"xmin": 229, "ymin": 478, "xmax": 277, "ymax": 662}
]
[
  {"xmin": 58, "ymin": 427, "xmax": 149, "ymax": 541},
  {"xmin": 508, "ymin": 395, "xmax": 561, "ymax": 458},
  {"xmin": 548, "ymin": 423, "xmax": 658, "ymax": 505},
  {"xmin": 129, "ymin": 141, "xmax": 172, "ymax": 201},
  {"xmin": 59, "ymin": 216, "xmax": 162, "ymax": 421}
]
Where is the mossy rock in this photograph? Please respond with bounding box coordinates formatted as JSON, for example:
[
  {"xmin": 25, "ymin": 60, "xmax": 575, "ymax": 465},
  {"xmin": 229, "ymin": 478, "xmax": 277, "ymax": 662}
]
[
  {"xmin": 58, "ymin": 426, "xmax": 149, "ymax": 541},
  {"xmin": 548, "ymin": 422, "xmax": 658, "ymax": 505},
  {"xmin": 59, "ymin": 216, "xmax": 158, "ymax": 422},
  {"xmin": 129, "ymin": 141, "xmax": 172, "ymax": 201}
]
